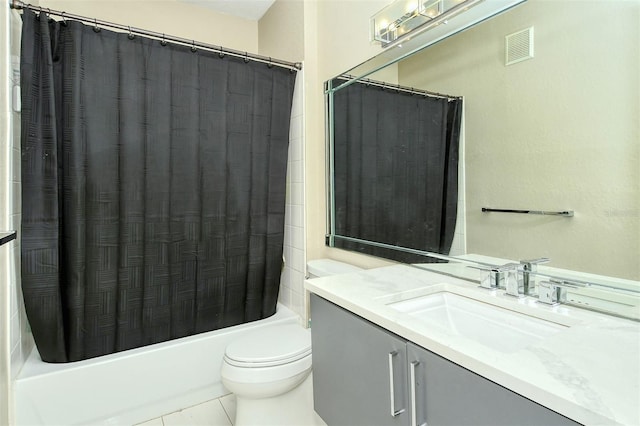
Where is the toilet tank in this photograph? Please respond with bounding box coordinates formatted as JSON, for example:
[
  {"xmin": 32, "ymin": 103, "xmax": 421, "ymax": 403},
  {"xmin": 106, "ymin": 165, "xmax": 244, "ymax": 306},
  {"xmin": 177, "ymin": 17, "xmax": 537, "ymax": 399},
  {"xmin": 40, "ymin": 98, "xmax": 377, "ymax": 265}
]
[{"xmin": 306, "ymin": 259, "xmax": 363, "ymax": 279}]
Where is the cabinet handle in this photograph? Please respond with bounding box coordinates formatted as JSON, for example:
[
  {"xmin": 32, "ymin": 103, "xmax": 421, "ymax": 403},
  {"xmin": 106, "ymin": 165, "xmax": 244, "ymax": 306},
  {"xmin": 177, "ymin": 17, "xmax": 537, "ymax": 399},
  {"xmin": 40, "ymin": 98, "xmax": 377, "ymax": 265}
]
[
  {"xmin": 388, "ymin": 351, "xmax": 405, "ymax": 417},
  {"xmin": 410, "ymin": 361, "xmax": 427, "ymax": 426}
]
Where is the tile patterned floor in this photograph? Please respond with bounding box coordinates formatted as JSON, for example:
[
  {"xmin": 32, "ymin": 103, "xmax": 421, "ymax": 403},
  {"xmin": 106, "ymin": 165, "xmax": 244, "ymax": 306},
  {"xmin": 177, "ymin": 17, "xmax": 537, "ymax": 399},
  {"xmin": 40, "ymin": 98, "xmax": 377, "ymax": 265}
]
[{"xmin": 136, "ymin": 394, "xmax": 237, "ymax": 426}]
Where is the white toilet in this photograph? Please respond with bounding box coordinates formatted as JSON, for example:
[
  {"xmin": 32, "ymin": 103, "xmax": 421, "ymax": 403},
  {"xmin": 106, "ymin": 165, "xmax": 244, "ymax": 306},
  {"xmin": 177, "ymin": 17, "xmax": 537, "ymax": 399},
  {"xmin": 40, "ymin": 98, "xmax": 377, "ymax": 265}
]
[{"xmin": 220, "ymin": 259, "xmax": 362, "ymax": 426}]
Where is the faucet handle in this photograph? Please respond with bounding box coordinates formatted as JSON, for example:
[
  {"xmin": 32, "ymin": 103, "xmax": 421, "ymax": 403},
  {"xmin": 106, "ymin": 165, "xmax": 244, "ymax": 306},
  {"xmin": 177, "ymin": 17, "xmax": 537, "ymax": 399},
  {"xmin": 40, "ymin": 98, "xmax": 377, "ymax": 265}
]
[
  {"xmin": 469, "ymin": 263, "xmax": 520, "ymax": 291},
  {"xmin": 468, "ymin": 265, "xmax": 498, "ymax": 289},
  {"xmin": 520, "ymin": 257, "xmax": 551, "ymax": 265},
  {"xmin": 520, "ymin": 257, "xmax": 550, "ymax": 268},
  {"xmin": 468, "ymin": 264, "xmax": 512, "ymax": 290},
  {"xmin": 538, "ymin": 280, "xmax": 567, "ymax": 305}
]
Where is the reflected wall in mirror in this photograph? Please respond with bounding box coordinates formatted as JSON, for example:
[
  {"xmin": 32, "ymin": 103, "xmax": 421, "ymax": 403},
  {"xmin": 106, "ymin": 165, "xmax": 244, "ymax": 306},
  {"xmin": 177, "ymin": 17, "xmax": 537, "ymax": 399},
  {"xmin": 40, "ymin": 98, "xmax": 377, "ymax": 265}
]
[{"xmin": 328, "ymin": 0, "xmax": 639, "ymax": 282}]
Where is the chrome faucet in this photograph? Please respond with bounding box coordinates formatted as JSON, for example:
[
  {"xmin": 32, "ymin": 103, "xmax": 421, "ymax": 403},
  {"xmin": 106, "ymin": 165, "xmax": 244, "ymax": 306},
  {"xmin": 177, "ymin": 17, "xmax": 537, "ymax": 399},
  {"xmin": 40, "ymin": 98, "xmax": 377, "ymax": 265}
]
[
  {"xmin": 519, "ymin": 257, "xmax": 550, "ymax": 296},
  {"xmin": 501, "ymin": 263, "xmax": 524, "ymax": 298},
  {"xmin": 537, "ymin": 278, "xmax": 586, "ymax": 305}
]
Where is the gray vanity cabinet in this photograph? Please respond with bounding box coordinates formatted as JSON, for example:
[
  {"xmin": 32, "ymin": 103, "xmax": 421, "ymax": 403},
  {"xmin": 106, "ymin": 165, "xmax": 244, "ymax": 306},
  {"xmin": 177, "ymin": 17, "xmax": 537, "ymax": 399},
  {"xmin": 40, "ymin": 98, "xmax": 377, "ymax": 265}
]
[
  {"xmin": 311, "ymin": 295, "xmax": 410, "ymax": 426},
  {"xmin": 407, "ymin": 343, "xmax": 580, "ymax": 426},
  {"xmin": 310, "ymin": 294, "xmax": 580, "ymax": 426}
]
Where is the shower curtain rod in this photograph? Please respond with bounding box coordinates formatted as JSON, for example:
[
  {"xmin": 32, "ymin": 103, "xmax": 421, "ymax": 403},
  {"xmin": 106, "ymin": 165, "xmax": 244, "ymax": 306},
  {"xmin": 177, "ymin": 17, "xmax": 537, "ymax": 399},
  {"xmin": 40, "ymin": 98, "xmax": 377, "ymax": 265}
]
[
  {"xmin": 9, "ymin": 0, "xmax": 302, "ymax": 72},
  {"xmin": 336, "ymin": 74, "xmax": 461, "ymax": 101}
]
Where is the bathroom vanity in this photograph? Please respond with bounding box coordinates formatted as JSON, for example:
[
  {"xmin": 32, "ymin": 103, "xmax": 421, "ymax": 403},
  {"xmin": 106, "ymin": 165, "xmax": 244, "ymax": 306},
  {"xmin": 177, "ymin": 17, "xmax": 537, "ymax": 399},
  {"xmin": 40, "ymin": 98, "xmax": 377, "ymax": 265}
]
[{"xmin": 305, "ymin": 265, "xmax": 640, "ymax": 426}]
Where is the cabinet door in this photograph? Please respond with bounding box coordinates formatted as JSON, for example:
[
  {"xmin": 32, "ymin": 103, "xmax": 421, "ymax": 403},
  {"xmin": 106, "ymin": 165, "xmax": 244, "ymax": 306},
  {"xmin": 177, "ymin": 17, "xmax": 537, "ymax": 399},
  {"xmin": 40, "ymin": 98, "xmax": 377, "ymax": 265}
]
[
  {"xmin": 406, "ymin": 343, "xmax": 581, "ymax": 426},
  {"xmin": 311, "ymin": 295, "xmax": 410, "ymax": 426}
]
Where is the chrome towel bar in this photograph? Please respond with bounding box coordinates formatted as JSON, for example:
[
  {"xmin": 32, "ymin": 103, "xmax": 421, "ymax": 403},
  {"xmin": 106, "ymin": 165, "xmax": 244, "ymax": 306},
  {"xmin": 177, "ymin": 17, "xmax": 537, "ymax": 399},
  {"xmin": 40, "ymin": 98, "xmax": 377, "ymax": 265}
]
[
  {"xmin": 481, "ymin": 208, "xmax": 574, "ymax": 217},
  {"xmin": 0, "ymin": 231, "xmax": 17, "ymax": 246}
]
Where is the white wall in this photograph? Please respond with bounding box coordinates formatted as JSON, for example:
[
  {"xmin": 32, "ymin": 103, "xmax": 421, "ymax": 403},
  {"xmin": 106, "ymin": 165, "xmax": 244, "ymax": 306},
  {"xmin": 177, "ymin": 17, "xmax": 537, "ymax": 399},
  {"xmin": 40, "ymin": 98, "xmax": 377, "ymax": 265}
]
[
  {"xmin": 39, "ymin": 0, "xmax": 259, "ymax": 53},
  {"xmin": 304, "ymin": 0, "xmax": 397, "ymax": 271},
  {"xmin": 259, "ymin": 0, "xmax": 304, "ymax": 63}
]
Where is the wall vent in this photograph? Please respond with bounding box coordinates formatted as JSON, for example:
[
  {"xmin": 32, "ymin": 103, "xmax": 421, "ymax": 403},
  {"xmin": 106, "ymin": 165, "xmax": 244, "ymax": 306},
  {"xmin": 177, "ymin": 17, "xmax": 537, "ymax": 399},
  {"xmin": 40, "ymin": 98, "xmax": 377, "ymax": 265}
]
[{"xmin": 505, "ymin": 27, "xmax": 534, "ymax": 66}]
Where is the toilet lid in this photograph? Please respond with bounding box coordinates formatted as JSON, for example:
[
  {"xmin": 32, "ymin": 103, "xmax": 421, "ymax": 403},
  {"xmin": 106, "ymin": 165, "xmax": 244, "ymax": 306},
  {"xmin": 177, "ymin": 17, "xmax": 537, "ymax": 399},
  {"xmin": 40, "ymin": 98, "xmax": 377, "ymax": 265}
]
[{"xmin": 224, "ymin": 324, "xmax": 312, "ymax": 368}]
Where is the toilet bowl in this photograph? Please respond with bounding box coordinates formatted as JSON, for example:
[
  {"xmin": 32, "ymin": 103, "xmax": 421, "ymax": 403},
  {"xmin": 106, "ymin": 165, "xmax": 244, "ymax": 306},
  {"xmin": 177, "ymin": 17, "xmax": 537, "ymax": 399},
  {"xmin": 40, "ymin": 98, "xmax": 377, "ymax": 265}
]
[
  {"xmin": 221, "ymin": 259, "xmax": 362, "ymax": 425},
  {"xmin": 221, "ymin": 324, "xmax": 315, "ymax": 425}
]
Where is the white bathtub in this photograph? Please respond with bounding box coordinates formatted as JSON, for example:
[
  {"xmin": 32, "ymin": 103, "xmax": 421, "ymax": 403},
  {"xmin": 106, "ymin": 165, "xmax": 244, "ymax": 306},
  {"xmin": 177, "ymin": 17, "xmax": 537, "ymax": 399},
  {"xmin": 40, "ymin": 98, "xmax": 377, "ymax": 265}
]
[{"xmin": 14, "ymin": 304, "xmax": 301, "ymax": 426}]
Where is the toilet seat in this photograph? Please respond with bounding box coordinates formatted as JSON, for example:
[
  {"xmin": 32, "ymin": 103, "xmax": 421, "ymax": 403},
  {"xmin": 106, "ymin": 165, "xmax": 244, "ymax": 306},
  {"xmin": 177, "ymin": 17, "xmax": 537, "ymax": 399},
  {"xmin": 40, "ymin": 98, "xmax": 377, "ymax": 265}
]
[{"xmin": 223, "ymin": 324, "xmax": 312, "ymax": 368}]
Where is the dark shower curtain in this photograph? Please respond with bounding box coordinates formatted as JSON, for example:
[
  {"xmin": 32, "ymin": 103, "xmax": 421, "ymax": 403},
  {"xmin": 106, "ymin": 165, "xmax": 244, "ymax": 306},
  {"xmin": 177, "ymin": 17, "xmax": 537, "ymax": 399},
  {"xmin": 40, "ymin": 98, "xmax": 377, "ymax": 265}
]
[
  {"xmin": 333, "ymin": 81, "xmax": 462, "ymax": 263},
  {"xmin": 20, "ymin": 10, "xmax": 296, "ymax": 363}
]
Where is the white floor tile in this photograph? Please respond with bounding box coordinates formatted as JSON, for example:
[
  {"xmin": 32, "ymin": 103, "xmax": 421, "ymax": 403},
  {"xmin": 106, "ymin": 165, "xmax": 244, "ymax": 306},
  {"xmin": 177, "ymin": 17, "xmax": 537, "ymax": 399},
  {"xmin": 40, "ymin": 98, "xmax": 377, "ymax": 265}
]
[
  {"xmin": 135, "ymin": 417, "xmax": 164, "ymax": 426},
  {"xmin": 219, "ymin": 394, "xmax": 236, "ymax": 424},
  {"xmin": 162, "ymin": 399, "xmax": 231, "ymax": 426}
]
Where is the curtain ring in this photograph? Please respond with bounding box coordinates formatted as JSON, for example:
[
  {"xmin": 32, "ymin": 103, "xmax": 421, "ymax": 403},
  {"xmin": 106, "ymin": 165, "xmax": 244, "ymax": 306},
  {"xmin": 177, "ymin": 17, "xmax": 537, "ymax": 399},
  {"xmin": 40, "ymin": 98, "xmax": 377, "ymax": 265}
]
[
  {"xmin": 243, "ymin": 52, "xmax": 250, "ymax": 64},
  {"xmin": 160, "ymin": 33, "xmax": 167, "ymax": 46},
  {"xmin": 191, "ymin": 40, "xmax": 197, "ymax": 52},
  {"xmin": 218, "ymin": 47, "xmax": 225, "ymax": 59},
  {"xmin": 60, "ymin": 11, "xmax": 67, "ymax": 25},
  {"xmin": 267, "ymin": 57, "xmax": 273, "ymax": 68},
  {"xmin": 128, "ymin": 26, "xmax": 135, "ymax": 40},
  {"xmin": 93, "ymin": 18, "xmax": 100, "ymax": 32}
]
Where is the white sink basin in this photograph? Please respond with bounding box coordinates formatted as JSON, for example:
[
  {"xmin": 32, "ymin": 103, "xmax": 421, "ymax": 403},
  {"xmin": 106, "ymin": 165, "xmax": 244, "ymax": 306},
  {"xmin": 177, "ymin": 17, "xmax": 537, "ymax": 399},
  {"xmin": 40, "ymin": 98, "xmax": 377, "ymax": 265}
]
[{"xmin": 388, "ymin": 292, "xmax": 568, "ymax": 353}]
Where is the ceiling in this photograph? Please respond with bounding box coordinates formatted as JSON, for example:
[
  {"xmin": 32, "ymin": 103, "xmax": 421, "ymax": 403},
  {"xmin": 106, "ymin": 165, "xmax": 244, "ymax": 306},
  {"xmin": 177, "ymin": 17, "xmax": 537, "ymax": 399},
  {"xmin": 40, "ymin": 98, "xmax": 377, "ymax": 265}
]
[{"xmin": 178, "ymin": 0, "xmax": 277, "ymax": 21}]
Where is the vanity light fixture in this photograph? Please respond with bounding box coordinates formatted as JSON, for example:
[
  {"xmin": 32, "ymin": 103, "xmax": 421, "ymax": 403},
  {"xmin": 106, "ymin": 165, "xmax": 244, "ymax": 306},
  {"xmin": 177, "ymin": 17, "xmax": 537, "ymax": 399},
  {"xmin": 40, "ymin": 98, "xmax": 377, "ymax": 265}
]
[{"xmin": 371, "ymin": 0, "xmax": 485, "ymax": 47}]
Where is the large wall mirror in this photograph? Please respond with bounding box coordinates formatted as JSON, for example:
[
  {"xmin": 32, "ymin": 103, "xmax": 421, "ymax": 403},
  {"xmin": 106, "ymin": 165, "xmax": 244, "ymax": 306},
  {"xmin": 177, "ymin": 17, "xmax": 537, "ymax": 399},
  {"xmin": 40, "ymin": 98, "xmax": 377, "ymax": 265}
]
[{"xmin": 326, "ymin": 0, "xmax": 639, "ymax": 318}]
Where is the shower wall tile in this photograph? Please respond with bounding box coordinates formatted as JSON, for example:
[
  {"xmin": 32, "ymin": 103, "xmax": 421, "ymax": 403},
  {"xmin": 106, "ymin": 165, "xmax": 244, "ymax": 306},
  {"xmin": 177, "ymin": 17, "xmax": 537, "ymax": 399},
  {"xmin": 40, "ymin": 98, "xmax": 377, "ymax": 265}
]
[
  {"xmin": 6, "ymin": 6, "xmax": 32, "ymax": 393},
  {"xmin": 290, "ymin": 287, "xmax": 304, "ymax": 320},
  {"xmin": 279, "ymin": 284, "xmax": 292, "ymax": 308},
  {"xmin": 9, "ymin": 270, "xmax": 18, "ymax": 320},
  {"xmin": 290, "ymin": 205, "xmax": 304, "ymax": 228},
  {"xmin": 10, "ymin": 182, "xmax": 20, "ymax": 215},
  {"xmin": 9, "ymin": 213, "xmax": 19, "ymax": 233},
  {"xmin": 279, "ymin": 70, "xmax": 306, "ymax": 322},
  {"xmin": 291, "ymin": 183, "xmax": 304, "ymax": 205},
  {"xmin": 0, "ymin": 156, "xmax": 5, "ymax": 188},
  {"xmin": 288, "ymin": 131, "xmax": 303, "ymax": 162},
  {"xmin": 290, "ymin": 116, "xmax": 303, "ymax": 141},
  {"xmin": 11, "ymin": 148, "xmax": 19, "ymax": 182},
  {"xmin": 291, "ymin": 226, "xmax": 304, "ymax": 251},
  {"xmin": 9, "ymin": 311, "xmax": 19, "ymax": 359},
  {"xmin": 1, "ymin": 8, "xmax": 23, "ymax": 425},
  {"xmin": 289, "ymin": 249, "xmax": 304, "ymax": 273},
  {"xmin": 290, "ymin": 159, "xmax": 303, "ymax": 184}
]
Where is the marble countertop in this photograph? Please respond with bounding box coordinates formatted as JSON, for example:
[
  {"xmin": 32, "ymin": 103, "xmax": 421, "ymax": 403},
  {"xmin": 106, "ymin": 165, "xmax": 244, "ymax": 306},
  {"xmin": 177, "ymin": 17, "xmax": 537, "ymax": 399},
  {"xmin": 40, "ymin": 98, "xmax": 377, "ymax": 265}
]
[{"xmin": 305, "ymin": 264, "xmax": 640, "ymax": 426}]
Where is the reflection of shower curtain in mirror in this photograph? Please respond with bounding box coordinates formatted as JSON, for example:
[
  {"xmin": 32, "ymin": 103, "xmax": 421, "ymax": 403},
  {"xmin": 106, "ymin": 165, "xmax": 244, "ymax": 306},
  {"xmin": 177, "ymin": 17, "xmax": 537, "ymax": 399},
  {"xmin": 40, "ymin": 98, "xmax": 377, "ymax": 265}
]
[
  {"xmin": 333, "ymin": 82, "xmax": 461, "ymax": 263},
  {"xmin": 20, "ymin": 10, "xmax": 295, "ymax": 363}
]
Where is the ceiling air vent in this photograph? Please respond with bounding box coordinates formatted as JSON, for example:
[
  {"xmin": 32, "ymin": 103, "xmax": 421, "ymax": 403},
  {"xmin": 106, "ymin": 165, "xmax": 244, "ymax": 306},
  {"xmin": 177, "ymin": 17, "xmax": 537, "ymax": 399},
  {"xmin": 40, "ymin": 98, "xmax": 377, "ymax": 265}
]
[{"xmin": 505, "ymin": 27, "xmax": 534, "ymax": 66}]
